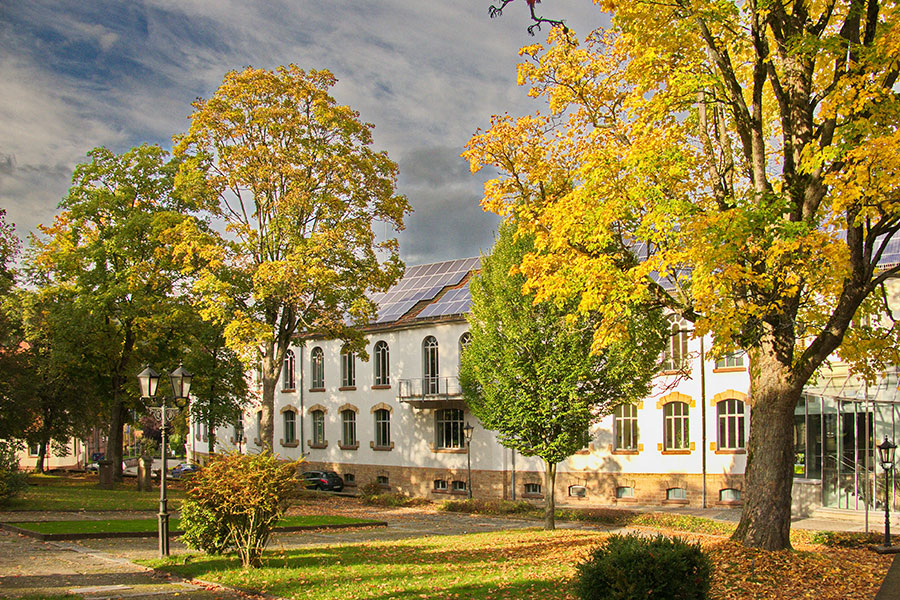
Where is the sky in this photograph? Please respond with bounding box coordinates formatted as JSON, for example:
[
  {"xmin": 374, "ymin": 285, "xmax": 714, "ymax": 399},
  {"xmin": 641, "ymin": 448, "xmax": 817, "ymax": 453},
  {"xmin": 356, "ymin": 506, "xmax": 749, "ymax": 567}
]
[{"xmin": 0, "ymin": 1, "xmax": 608, "ymax": 266}]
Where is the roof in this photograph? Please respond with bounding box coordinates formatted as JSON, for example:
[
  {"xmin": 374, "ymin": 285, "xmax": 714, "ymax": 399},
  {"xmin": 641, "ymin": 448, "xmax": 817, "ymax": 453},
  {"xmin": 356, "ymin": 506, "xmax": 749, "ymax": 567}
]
[{"xmin": 369, "ymin": 257, "xmax": 479, "ymax": 327}]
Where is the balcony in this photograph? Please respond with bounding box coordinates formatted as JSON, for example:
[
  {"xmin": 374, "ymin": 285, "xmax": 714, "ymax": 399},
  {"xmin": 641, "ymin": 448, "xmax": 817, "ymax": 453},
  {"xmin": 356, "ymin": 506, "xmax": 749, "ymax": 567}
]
[{"xmin": 397, "ymin": 377, "xmax": 465, "ymax": 408}]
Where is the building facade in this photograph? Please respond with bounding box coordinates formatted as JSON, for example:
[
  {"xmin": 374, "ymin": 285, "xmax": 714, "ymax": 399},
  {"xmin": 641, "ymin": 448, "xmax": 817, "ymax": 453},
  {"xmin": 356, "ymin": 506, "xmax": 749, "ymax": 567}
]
[{"xmin": 198, "ymin": 257, "xmax": 899, "ymax": 515}]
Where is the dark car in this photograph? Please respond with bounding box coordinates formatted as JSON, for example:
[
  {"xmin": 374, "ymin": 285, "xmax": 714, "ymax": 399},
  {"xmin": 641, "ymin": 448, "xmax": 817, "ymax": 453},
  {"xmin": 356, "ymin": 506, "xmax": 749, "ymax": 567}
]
[
  {"xmin": 301, "ymin": 470, "xmax": 344, "ymax": 492},
  {"xmin": 170, "ymin": 462, "xmax": 201, "ymax": 479}
]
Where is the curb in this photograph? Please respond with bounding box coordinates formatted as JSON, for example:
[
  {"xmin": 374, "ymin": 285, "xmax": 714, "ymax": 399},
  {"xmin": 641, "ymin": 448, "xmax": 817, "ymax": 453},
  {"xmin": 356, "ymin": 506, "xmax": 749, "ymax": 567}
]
[{"xmin": 0, "ymin": 519, "xmax": 387, "ymax": 541}]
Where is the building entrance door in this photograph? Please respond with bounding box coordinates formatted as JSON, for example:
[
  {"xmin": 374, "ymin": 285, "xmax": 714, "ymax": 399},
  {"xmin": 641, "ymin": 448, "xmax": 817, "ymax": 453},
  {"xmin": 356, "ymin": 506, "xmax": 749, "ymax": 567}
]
[{"xmin": 822, "ymin": 401, "xmax": 874, "ymax": 510}]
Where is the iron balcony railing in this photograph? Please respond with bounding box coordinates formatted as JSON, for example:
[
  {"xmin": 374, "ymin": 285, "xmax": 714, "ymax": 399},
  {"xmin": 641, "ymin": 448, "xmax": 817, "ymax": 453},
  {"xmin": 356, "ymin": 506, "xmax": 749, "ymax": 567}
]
[{"xmin": 397, "ymin": 377, "xmax": 464, "ymax": 403}]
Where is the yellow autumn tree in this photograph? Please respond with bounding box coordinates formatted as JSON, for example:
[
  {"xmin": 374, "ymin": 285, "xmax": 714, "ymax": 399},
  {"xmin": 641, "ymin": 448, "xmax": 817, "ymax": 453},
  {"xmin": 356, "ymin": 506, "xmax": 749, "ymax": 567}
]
[
  {"xmin": 467, "ymin": 2, "xmax": 900, "ymax": 550},
  {"xmin": 175, "ymin": 65, "xmax": 410, "ymax": 449}
]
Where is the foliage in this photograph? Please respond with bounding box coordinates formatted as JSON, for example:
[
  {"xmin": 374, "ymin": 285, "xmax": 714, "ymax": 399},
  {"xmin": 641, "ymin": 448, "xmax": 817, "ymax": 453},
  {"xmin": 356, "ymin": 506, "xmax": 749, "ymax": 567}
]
[
  {"xmin": 439, "ymin": 498, "xmax": 536, "ymax": 515},
  {"xmin": 576, "ymin": 534, "xmax": 711, "ymax": 600},
  {"xmin": 178, "ymin": 499, "xmax": 232, "ymax": 555},
  {"xmin": 184, "ymin": 452, "xmax": 298, "ymax": 567},
  {"xmin": 461, "ymin": 221, "xmax": 666, "ymax": 528},
  {"xmin": 466, "ymin": 1, "xmax": 900, "ymax": 550},
  {"xmin": 174, "ymin": 64, "xmax": 410, "ymax": 449},
  {"xmin": 358, "ymin": 481, "xmax": 385, "ymax": 498},
  {"xmin": 26, "ymin": 144, "xmax": 201, "ymax": 481},
  {"xmin": 808, "ymin": 530, "xmax": 889, "ymax": 548},
  {"xmin": 0, "ymin": 209, "xmax": 24, "ymax": 441},
  {"xmin": 359, "ymin": 492, "xmax": 430, "ymax": 507},
  {"xmin": 0, "ymin": 439, "xmax": 27, "ymax": 505}
]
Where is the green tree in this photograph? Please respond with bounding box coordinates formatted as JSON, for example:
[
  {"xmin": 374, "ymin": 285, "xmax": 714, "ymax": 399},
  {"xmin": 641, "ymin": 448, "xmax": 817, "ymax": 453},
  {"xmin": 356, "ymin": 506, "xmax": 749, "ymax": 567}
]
[
  {"xmin": 15, "ymin": 288, "xmax": 101, "ymax": 472},
  {"xmin": 460, "ymin": 222, "xmax": 665, "ymax": 529},
  {"xmin": 29, "ymin": 145, "xmax": 199, "ymax": 480},
  {"xmin": 0, "ymin": 209, "xmax": 24, "ymax": 441},
  {"xmin": 469, "ymin": 2, "xmax": 900, "ymax": 549},
  {"xmin": 175, "ymin": 65, "xmax": 411, "ymax": 449}
]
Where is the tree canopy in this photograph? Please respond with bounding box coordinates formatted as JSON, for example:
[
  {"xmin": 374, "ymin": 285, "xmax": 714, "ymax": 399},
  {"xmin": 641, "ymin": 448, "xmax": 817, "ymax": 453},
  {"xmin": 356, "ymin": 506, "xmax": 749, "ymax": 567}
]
[
  {"xmin": 175, "ymin": 64, "xmax": 411, "ymax": 448},
  {"xmin": 468, "ymin": 0, "xmax": 900, "ymax": 549},
  {"xmin": 460, "ymin": 221, "xmax": 665, "ymax": 529}
]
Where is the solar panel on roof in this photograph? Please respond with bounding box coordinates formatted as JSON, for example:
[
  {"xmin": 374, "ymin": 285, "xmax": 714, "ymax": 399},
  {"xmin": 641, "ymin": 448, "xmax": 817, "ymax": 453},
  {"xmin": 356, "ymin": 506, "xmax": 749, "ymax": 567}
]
[
  {"xmin": 417, "ymin": 279, "xmax": 474, "ymax": 319},
  {"xmin": 372, "ymin": 258, "xmax": 479, "ymax": 324}
]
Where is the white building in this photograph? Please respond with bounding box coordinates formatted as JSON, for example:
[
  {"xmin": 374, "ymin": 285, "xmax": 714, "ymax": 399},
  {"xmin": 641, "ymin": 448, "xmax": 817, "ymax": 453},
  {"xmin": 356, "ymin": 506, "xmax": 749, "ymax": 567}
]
[{"xmin": 197, "ymin": 257, "xmax": 899, "ymax": 515}]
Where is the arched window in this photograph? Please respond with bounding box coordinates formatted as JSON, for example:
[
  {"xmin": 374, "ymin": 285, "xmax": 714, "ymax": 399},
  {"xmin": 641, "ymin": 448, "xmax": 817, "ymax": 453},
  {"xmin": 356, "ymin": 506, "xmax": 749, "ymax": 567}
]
[
  {"xmin": 613, "ymin": 404, "xmax": 638, "ymax": 451},
  {"xmin": 283, "ymin": 410, "xmax": 296, "ymax": 445},
  {"xmin": 663, "ymin": 401, "xmax": 690, "ymax": 450},
  {"xmin": 282, "ymin": 350, "xmax": 295, "ymax": 390},
  {"xmin": 311, "ymin": 347, "xmax": 324, "ymax": 389},
  {"xmin": 717, "ymin": 398, "xmax": 746, "ymax": 450},
  {"xmin": 341, "ymin": 410, "xmax": 357, "ymax": 447},
  {"xmin": 663, "ymin": 316, "xmax": 689, "ymax": 371},
  {"xmin": 423, "ymin": 336, "xmax": 439, "ymax": 394},
  {"xmin": 374, "ymin": 408, "xmax": 391, "ymax": 447},
  {"xmin": 458, "ymin": 332, "xmax": 472, "ymax": 370},
  {"xmin": 435, "ymin": 408, "xmax": 464, "ymax": 449},
  {"xmin": 374, "ymin": 341, "xmax": 390, "ymax": 386},
  {"xmin": 341, "ymin": 346, "xmax": 356, "ymax": 388},
  {"xmin": 311, "ymin": 409, "xmax": 325, "ymax": 445}
]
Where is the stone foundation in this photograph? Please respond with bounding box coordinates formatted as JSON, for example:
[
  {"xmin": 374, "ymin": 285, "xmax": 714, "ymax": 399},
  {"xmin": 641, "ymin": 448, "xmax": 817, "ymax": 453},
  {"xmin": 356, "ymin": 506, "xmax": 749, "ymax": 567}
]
[{"xmin": 302, "ymin": 459, "xmax": 747, "ymax": 508}]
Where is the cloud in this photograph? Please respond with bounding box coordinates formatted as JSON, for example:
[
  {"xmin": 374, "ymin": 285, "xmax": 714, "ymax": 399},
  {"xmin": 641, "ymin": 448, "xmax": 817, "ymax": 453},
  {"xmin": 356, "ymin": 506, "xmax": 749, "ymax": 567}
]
[{"xmin": 0, "ymin": 0, "xmax": 608, "ymax": 263}]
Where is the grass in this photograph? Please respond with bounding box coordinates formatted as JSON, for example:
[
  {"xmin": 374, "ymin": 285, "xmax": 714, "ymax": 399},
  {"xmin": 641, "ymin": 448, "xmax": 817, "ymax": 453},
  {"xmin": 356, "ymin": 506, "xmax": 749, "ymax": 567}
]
[
  {"xmin": 1, "ymin": 473, "xmax": 185, "ymax": 511},
  {"xmin": 142, "ymin": 527, "xmax": 892, "ymax": 600},
  {"xmin": 9, "ymin": 514, "xmax": 382, "ymax": 536}
]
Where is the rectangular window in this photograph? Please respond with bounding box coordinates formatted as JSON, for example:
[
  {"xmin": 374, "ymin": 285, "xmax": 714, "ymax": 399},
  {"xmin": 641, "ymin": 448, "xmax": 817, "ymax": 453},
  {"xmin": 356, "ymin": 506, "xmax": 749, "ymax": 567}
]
[
  {"xmin": 377, "ymin": 475, "xmax": 389, "ymax": 487},
  {"xmin": 664, "ymin": 402, "xmax": 690, "ymax": 450},
  {"xmin": 375, "ymin": 409, "xmax": 391, "ymax": 447},
  {"xmin": 435, "ymin": 408, "xmax": 464, "ymax": 449},
  {"xmin": 341, "ymin": 410, "xmax": 357, "ymax": 446},
  {"xmin": 614, "ymin": 404, "xmax": 638, "ymax": 451},
  {"xmin": 433, "ymin": 479, "xmax": 448, "ymax": 491},
  {"xmin": 451, "ymin": 480, "xmax": 467, "ymax": 492},
  {"xmin": 616, "ymin": 486, "xmax": 634, "ymax": 499},
  {"xmin": 28, "ymin": 443, "xmax": 40, "ymax": 457},
  {"xmin": 666, "ymin": 487, "xmax": 687, "ymax": 500},
  {"xmin": 311, "ymin": 410, "xmax": 325, "ymax": 445},
  {"xmin": 341, "ymin": 350, "xmax": 356, "ymax": 387},
  {"xmin": 715, "ymin": 352, "xmax": 745, "ymax": 369},
  {"xmin": 717, "ymin": 399, "xmax": 746, "ymax": 450},
  {"xmin": 283, "ymin": 411, "xmax": 296, "ymax": 444},
  {"xmin": 524, "ymin": 483, "xmax": 542, "ymax": 495}
]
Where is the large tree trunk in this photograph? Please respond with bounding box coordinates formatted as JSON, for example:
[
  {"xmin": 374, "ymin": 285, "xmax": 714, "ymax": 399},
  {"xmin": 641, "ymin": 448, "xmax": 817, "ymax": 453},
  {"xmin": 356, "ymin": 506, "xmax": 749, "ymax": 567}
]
[
  {"xmin": 107, "ymin": 396, "xmax": 126, "ymax": 482},
  {"xmin": 260, "ymin": 344, "xmax": 276, "ymax": 450},
  {"xmin": 732, "ymin": 345, "xmax": 802, "ymax": 550},
  {"xmin": 544, "ymin": 460, "xmax": 557, "ymax": 530}
]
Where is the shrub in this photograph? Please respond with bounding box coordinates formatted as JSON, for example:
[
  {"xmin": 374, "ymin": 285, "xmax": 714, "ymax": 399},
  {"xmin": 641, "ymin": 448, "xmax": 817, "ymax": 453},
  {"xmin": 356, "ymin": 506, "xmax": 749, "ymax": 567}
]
[
  {"xmin": 360, "ymin": 492, "xmax": 431, "ymax": 507},
  {"xmin": 0, "ymin": 440, "xmax": 27, "ymax": 506},
  {"xmin": 575, "ymin": 534, "xmax": 711, "ymax": 600},
  {"xmin": 179, "ymin": 498, "xmax": 231, "ymax": 555},
  {"xmin": 180, "ymin": 452, "xmax": 298, "ymax": 567},
  {"xmin": 440, "ymin": 498, "xmax": 537, "ymax": 515},
  {"xmin": 809, "ymin": 530, "xmax": 886, "ymax": 548},
  {"xmin": 358, "ymin": 481, "xmax": 384, "ymax": 498}
]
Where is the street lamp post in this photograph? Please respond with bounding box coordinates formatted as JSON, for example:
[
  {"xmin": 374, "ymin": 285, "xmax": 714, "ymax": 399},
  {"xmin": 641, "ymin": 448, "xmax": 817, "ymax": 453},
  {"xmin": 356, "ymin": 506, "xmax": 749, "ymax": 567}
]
[
  {"xmin": 138, "ymin": 364, "xmax": 192, "ymax": 558},
  {"xmin": 464, "ymin": 422, "xmax": 474, "ymax": 500},
  {"xmin": 877, "ymin": 436, "xmax": 896, "ymax": 548}
]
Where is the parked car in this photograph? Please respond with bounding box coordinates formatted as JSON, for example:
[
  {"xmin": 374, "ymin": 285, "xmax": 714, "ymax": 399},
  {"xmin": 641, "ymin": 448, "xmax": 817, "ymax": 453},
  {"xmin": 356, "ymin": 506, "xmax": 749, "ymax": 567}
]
[
  {"xmin": 301, "ymin": 470, "xmax": 344, "ymax": 492},
  {"xmin": 170, "ymin": 462, "xmax": 201, "ymax": 479}
]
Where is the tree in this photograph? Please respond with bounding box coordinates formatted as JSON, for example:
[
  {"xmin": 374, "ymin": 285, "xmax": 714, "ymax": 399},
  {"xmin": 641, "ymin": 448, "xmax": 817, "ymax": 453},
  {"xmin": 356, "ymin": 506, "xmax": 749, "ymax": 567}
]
[
  {"xmin": 0, "ymin": 209, "xmax": 24, "ymax": 441},
  {"xmin": 175, "ymin": 65, "xmax": 411, "ymax": 449},
  {"xmin": 15, "ymin": 288, "xmax": 101, "ymax": 472},
  {"xmin": 460, "ymin": 222, "xmax": 665, "ymax": 529},
  {"xmin": 467, "ymin": 2, "xmax": 900, "ymax": 549},
  {"xmin": 29, "ymin": 145, "xmax": 199, "ymax": 480}
]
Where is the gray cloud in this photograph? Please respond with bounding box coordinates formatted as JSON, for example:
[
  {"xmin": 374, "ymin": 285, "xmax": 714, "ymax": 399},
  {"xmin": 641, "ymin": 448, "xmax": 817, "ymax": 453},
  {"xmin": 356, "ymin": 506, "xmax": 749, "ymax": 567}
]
[{"xmin": 0, "ymin": 0, "xmax": 608, "ymax": 264}]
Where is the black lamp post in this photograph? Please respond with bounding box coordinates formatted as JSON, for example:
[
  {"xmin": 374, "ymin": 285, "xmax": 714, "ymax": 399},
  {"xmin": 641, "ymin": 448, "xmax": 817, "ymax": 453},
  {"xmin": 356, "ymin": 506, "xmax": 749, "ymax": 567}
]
[
  {"xmin": 464, "ymin": 422, "xmax": 474, "ymax": 500},
  {"xmin": 138, "ymin": 363, "xmax": 192, "ymax": 558},
  {"xmin": 877, "ymin": 436, "xmax": 896, "ymax": 548}
]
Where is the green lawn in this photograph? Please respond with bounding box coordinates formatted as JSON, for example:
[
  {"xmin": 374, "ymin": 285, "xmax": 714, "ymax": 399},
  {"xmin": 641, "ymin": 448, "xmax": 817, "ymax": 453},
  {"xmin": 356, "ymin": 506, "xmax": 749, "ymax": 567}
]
[
  {"xmin": 2, "ymin": 473, "xmax": 185, "ymax": 512},
  {"xmin": 11, "ymin": 515, "xmax": 381, "ymax": 536},
  {"xmin": 144, "ymin": 528, "xmax": 596, "ymax": 600}
]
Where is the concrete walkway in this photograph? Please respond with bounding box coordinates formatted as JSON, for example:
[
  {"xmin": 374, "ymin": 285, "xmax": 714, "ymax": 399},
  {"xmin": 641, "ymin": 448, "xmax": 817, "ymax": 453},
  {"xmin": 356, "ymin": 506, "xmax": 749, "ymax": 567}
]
[{"xmin": 0, "ymin": 502, "xmax": 895, "ymax": 599}]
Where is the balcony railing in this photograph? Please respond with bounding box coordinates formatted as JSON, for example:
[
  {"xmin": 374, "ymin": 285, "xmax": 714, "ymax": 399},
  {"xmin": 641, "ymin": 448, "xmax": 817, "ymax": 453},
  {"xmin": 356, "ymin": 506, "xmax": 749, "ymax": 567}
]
[{"xmin": 397, "ymin": 377, "xmax": 464, "ymax": 407}]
